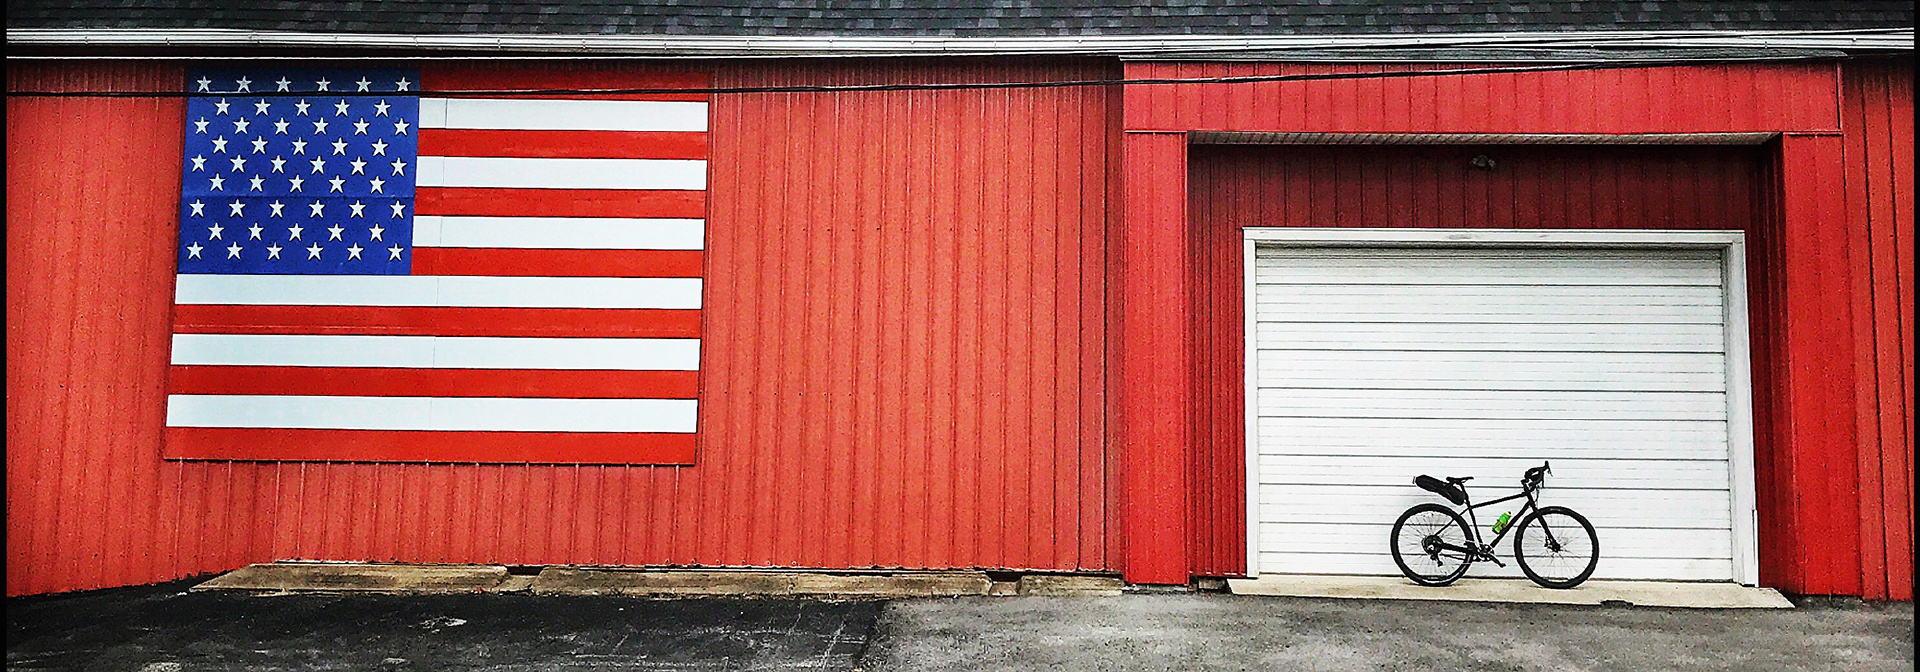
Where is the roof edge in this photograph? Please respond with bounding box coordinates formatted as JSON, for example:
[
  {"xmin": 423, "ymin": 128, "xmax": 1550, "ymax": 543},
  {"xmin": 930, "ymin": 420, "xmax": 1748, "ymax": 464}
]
[{"xmin": 6, "ymin": 27, "xmax": 1913, "ymax": 58}]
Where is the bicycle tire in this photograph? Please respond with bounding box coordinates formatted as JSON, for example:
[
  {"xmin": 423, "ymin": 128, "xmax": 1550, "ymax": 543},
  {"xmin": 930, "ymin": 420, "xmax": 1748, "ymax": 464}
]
[
  {"xmin": 1513, "ymin": 505, "xmax": 1599, "ymax": 589},
  {"xmin": 1389, "ymin": 503, "xmax": 1474, "ymax": 587}
]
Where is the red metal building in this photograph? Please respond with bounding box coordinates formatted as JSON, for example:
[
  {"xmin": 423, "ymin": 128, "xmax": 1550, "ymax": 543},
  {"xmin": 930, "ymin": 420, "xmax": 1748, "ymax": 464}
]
[{"xmin": 6, "ymin": 3, "xmax": 1914, "ymax": 599}]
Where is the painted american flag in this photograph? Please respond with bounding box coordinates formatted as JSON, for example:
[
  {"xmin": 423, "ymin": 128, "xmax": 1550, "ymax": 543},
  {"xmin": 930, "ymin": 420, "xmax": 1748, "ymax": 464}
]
[{"xmin": 164, "ymin": 67, "xmax": 707, "ymax": 464}]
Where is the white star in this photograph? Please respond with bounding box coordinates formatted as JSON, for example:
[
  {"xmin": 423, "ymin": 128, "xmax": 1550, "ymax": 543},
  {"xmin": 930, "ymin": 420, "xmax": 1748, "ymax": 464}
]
[
  {"xmin": 373, "ymin": 100, "xmax": 391, "ymax": 117},
  {"xmin": 394, "ymin": 77, "xmax": 411, "ymax": 91},
  {"xmin": 328, "ymin": 224, "xmax": 346, "ymax": 240},
  {"xmin": 228, "ymin": 200, "xmax": 246, "ymax": 217},
  {"xmin": 232, "ymin": 117, "xmax": 250, "ymax": 134},
  {"xmin": 352, "ymin": 118, "xmax": 370, "ymax": 135},
  {"xmin": 195, "ymin": 76, "xmax": 213, "ymax": 92},
  {"xmin": 253, "ymin": 99, "xmax": 271, "ymax": 115},
  {"xmin": 286, "ymin": 223, "xmax": 304, "ymax": 239},
  {"xmin": 392, "ymin": 119, "xmax": 410, "ymax": 135},
  {"xmin": 248, "ymin": 223, "xmax": 264, "ymax": 239},
  {"xmin": 229, "ymin": 156, "xmax": 247, "ymax": 172},
  {"xmin": 331, "ymin": 138, "xmax": 349, "ymax": 155},
  {"xmin": 268, "ymin": 200, "xmax": 285, "ymax": 217},
  {"xmin": 355, "ymin": 77, "xmax": 372, "ymax": 92},
  {"xmin": 234, "ymin": 76, "xmax": 251, "ymax": 92},
  {"xmin": 250, "ymin": 136, "xmax": 268, "ymax": 153},
  {"xmin": 206, "ymin": 223, "xmax": 224, "ymax": 239},
  {"xmin": 295, "ymin": 99, "xmax": 311, "ymax": 115},
  {"xmin": 275, "ymin": 77, "xmax": 292, "ymax": 92},
  {"xmin": 390, "ymin": 158, "xmax": 407, "ymax": 175},
  {"xmin": 186, "ymin": 242, "xmax": 203, "ymax": 259},
  {"xmin": 368, "ymin": 224, "xmax": 385, "ymax": 240},
  {"xmin": 388, "ymin": 245, "xmax": 405, "ymax": 260},
  {"xmin": 266, "ymin": 243, "xmax": 283, "ymax": 259},
  {"xmin": 249, "ymin": 175, "xmax": 265, "ymax": 191},
  {"xmin": 349, "ymin": 157, "xmax": 367, "ymax": 175},
  {"xmin": 328, "ymin": 176, "xmax": 346, "ymax": 193},
  {"xmin": 334, "ymin": 99, "xmax": 350, "ymax": 116},
  {"xmin": 288, "ymin": 175, "xmax": 305, "ymax": 192},
  {"xmin": 369, "ymin": 139, "xmax": 388, "ymax": 156},
  {"xmin": 210, "ymin": 136, "xmax": 229, "ymax": 153},
  {"xmin": 307, "ymin": 201, "xmax": 325, "ymax": 217},
  {"xmin": 273, "ymin": 118, "xmax": 290, "ymax": 134},
  {"xmin": 208, "ymin": 175, "xmax": 225, "ymax": 190},
  {"xmin": 270, "ymin": 156, "xmax": 287, "ymax": 173},
  {"xmin": 348, "ymin": 200, "xmax": 367, "ymax": 217},
  {"xmin": 227, "ymin": 243, "xmax": 244, "ymax": 259},
  {"xmin": 315, "ymin": 77, "xmax": 331, "ymax": 91},
  {"xmin": 309, "ymin": 157, "xmax": 326, "ymax": 173},
  {"xmin": 189, "ymin": 155, "xmax": 207, "ymax": 171},
  {"xmin": 368, "ymin": 176, "xmax": 386, "ymax": 193},
  {"xmin": 193, "ymin": 117, "xmax": 210, "ymax": 133},
  {"xmin": 389, "ymin": 201, "xmax": 406, "ymax": 218},
  {"xmin": 311, "ymin": 118, "xmax": 329, "ymax": 134},
  {"xmin": 290, "ymin": 138, "xmax": 309, "ymax": 155},
  {"xmin": 307, "ymin": 243, "xmax": 324, "ymax": 260},
  {"xmin": 213, "ymin": 98, "xmax": 230, "ymax": 115},
  {"xmin": 347, "ymin": 243, "xmax": 365, "ymax": 260},
  {"xmin": 188, "ymin": 199, "xmax": 206, "ymax": 216}
]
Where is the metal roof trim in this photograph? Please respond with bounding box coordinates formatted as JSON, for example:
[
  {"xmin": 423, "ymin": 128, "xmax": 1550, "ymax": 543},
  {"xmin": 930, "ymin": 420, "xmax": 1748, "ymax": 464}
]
[
  {"xmin": 1191, "ymin": 132, "xmax": 1783, "ymax": 145},
  {"xmin": 6, "ymin": 27, "xmax": 1913, "ymax": 57}
]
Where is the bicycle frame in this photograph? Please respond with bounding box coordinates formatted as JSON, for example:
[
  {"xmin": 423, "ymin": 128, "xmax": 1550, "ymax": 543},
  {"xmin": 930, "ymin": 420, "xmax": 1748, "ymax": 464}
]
[{"xmin": 1434, "ymin": 485, "xmax": 1543, "ymax": 563}]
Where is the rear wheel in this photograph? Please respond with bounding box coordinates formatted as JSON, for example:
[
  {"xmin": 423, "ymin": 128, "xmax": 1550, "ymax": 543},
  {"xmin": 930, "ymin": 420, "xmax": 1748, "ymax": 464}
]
[
  {"xmin": 1514, "ymin": 506, "xmax": 1599, "ymax": 589},
  {"xmin": 1390, "ymin": 503, "xmax": 1474, "ymax": 587}
]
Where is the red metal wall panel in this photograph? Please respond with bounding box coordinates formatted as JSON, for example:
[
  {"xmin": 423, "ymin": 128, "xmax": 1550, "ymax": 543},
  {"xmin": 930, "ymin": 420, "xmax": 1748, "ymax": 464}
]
[
  {"xmin": 1841, "ymin": 59, "xmax": 1915, "ymax": 601},
  {"xmin": 1186, "ymin": 144, "xmax": 1770, "ymax": 578},
  {"xmin": 5, "ymin": 58, "xmax": 1121, "ymax": 596}
]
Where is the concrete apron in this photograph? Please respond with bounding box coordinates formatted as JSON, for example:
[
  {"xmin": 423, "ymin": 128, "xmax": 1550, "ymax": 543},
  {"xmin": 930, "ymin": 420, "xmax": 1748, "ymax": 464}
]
[
  {"xmin": 1227, "ymin": 575, "xmax": 1794, "ymax": 609},
  {"xmin": 191, "ymin": 562, "xmax": 1124, "ymax": 598}
]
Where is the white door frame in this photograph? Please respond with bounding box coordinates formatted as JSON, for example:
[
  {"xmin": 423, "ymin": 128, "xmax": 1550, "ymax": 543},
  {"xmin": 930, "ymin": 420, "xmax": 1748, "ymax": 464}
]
[{"xmin": 1242, "ymin": 228, "xmax": 1759, "ymax": 586}]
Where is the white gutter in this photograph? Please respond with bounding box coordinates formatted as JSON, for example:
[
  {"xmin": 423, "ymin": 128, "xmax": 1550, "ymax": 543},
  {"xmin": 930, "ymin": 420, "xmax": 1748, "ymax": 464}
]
[{"xmin": 5, "ymin": 27, "xmax": 1912, "ymax": 57}]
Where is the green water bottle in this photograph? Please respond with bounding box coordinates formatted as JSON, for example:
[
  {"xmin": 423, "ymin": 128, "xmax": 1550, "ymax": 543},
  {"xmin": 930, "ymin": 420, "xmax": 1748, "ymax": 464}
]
[{"xmin": 1493, "ymin": 511, "xmax": 1513, "ymax": 534}]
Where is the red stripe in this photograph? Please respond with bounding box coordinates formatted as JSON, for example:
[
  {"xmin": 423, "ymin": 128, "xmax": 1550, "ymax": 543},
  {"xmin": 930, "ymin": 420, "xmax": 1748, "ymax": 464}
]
[
  {"xmin": 168, "ymin": 366, "xmax": 700, "ymax": 399},
  {"xmin": 422, "ymin": 66, "xmax": 709, "ymax": 102},
  {"xmin": 164, "ymin": 427, "xmax": 696, "ymax": 464},
  {"xmin": 412, "ymin": 248, "xmax": 704, "ymax": 278},
  {"xmin": 174, "ymin": 305, "xmax": 702, "ymax": 337},
  {"xmin": 420, "ymin": 129, "xmax": 707, "ymax": 160},
  {"xmin": 417, "ymin": 187, "xmax": 706, "ymax": 219}
]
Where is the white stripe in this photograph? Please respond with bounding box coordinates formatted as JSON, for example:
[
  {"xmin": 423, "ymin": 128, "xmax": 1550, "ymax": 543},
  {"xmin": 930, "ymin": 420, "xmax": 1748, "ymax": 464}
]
[
  {"xmin": 416, "ymin": 156, "xmax": 706, "ymax": 191},
  {"xmin": 166, "ymin": 395, "xmax": 698, "ymax": 433},
  {"xmin": 413, "ymin": 216, "xmax": 705, "ymax": 250},
  {"xmin": 171, "ymin": 334, "xmax": 700, "ymax": 370},
  {"xmin": 419, "ymin": 98, "xmax": 708, "ymax": 133},
  {"xmin": 175, "ymin": 275, "xmax": 703, "ymax": 309}
]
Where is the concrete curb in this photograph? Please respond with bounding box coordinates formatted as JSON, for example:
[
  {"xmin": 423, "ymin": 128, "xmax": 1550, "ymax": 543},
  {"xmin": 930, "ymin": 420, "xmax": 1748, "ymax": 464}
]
[
  {"xmin": 1227, "ymin": 575, "xmax": 1795, "ymax": 608},
  {"xmin": 529, "ymin": 567, "xmax": 995, "ymax": 598},
  {"xmin": 191, "ymin": 563, "xmax": 509, "ymax": 594}
]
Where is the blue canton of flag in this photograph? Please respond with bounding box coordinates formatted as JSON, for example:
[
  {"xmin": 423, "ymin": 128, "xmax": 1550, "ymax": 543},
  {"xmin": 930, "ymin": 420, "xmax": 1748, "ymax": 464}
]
[{"xmin": 180, "ymin": 68, "xmax": 420, "ymax": 275}]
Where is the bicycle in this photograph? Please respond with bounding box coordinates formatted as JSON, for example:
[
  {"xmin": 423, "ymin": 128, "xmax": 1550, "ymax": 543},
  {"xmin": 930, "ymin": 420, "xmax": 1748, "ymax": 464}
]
[{"xmin": 1388, "ymin": 461, "xmax": 1599, "ymax": 589}]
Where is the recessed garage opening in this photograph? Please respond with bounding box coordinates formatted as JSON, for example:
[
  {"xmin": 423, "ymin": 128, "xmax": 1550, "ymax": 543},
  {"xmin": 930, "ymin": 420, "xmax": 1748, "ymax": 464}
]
[{"xmin": 1245, "ymin": 237, "xmax": 1753, "ymax": 583}]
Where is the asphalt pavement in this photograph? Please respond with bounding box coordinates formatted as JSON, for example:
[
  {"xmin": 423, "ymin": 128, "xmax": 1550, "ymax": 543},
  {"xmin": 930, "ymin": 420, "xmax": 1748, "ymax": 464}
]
[{"xmin": 7, "ymin": 580, "xmax": 1912, "ymax": 671}]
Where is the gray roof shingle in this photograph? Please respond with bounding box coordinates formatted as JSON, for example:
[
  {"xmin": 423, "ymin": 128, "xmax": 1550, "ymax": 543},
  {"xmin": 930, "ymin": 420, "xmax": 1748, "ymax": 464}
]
[{"xmin": 6, "ymin": 1, "xmax": 1913, "ymax": 37}]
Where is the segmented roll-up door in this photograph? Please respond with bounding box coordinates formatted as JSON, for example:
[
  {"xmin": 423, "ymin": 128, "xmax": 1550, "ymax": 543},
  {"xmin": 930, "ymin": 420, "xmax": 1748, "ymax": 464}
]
[{"xmin": 1252, "ymin": 246, "xmax": 1740, "ymax": 581}]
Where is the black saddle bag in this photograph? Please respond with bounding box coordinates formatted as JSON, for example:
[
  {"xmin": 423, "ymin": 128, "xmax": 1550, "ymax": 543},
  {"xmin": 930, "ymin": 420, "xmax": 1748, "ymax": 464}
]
[{"xmin": 1414, "ymin": 475, "xmax": 1467, "ymax": 505}]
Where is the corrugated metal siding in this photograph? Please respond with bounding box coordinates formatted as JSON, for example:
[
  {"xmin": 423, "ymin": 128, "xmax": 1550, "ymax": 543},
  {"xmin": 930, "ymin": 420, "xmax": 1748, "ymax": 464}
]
[
  {"xmin": 1186, "ymin": 143, "xmax": 1767, "ymax": 578},
  {"xmin": 5, "ymin": 58, "xmax": 1120, "ymax": 596},
  {"xmin": 1841, "ymin": 58, "xmax": 1914, "ymax": 602}
]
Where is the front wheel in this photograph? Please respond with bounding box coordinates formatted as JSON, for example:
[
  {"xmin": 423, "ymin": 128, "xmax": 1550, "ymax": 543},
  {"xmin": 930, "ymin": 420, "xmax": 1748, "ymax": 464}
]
[
  {"xmin": 1390, "ymin": 503, "xmax": 1474, "ymax": 586},
  {"xmin": 1513, "ymin": 506, "xmax": 1599, "ymax": 589}
]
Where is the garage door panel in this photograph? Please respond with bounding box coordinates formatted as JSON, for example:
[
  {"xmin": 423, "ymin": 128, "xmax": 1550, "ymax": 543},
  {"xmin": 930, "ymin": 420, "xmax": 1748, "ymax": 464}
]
[
  {"xmin": 1255, "ymin": 253, "xmax": 1723, "ymax": 286},
  {"xmin": 1258, "ymin": 522, "xmax": 1732, "ymax": 558},
  {"xmin": 1258, "ymin": 322, "xmax": 1727, "ymax": 352},
  {"xmin": 1250, "ymin": 300, "xmax": 1726, "ymax": 325},
  {"xmin": 1257, "ymin": 389, "xmax": 1728, "ymax": 421},
  {"xmin": 1256, "ymin": 284, "xmax": 1727, "ymax": 304},
  {"xmin": 1255, "ymin": 455, "xmax": 1731, "ymax": 490},
  {"xmin": 1259, "ymin": 418, "xmax": 1730, "ymax": 459},
  {"xmin": 1258, "ymin": 485, "xmax": 1733, "ymax": 529},
  {"xmin": 1254, "ymin": 552, "xmax": 1736, "ymax": 581},
  {"xmin": 1260, "ymin": 352, "xmax": 1727, "ymax": 392}
]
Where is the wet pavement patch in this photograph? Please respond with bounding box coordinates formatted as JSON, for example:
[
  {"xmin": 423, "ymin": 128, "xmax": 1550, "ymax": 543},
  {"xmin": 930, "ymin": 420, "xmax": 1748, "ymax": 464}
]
[{"xmin": 7, "ymin": 579, "xmax": 884, "ymax": 671}]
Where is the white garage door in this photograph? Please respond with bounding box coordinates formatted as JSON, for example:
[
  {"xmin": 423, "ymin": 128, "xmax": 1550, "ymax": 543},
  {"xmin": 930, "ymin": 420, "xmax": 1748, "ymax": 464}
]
[{"xmin": 1251, "ymin": 244, "xmax": 1747, "ymax": 582}]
